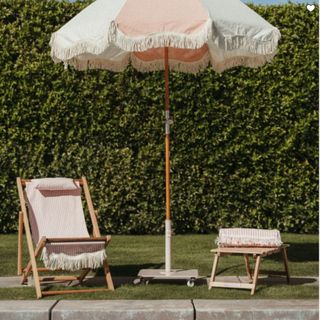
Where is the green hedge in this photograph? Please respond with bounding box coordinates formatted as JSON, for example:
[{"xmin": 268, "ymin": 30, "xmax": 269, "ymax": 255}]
[{"xmin": 0, "ymin": 0, "xmax": 318, "ymax": 234}]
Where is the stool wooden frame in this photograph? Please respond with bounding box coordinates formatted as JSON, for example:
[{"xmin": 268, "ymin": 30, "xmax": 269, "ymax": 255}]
[{"xmin": 208, "ymin": 245, "xmax": 290, "ymax": 295}]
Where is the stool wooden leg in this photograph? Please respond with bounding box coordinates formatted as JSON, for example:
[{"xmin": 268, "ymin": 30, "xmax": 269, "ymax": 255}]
[
  {"xmin": 251, "ymin": 255, "xmax": 261, "ymax": 295},
  {"xmin": 244, "ymin": 254, "xmax": 252, "ymax": 282},
  {"xmin": 281, "ymin": 247, "xmax": 290, "ymax": 284},
  {"xmin": 209, "ymin": 253, "xmax": 220, "ymax": 289}
]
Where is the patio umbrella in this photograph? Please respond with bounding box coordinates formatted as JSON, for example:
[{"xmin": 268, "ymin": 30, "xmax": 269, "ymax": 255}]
[{"xmin": 50, "ymin": 0, "xmax": 280, "ymax": 283}]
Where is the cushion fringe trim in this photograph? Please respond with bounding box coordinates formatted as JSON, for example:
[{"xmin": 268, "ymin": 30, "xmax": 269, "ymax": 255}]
[{"xmin": 41, "ymin": 248, "xmax": 106, "ymax": 271}]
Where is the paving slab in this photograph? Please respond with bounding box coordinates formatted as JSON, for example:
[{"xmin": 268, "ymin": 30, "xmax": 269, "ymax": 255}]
[
  {"xmin": 193, "ymin": 299, "xmax": 319, "ymax": 320},
  {"xmin": 207, "ymin": 275, "xmax": 319, "ymax": 287},
  {"xmin": 52, "ymin": 300, "xmax": 194, "ymax": 320},
  {"xmin": 0, "ymin": 299, "xmax": 318, "ymax": 320},
  {"xmin": 0, "ymin": 276, "xmax": 138, "ymax": 288},
  {"xmin": 0, "ymin": 300, "xmax": 57, "ymax": 320},
  {"xmin": 0, "ymin": 277, "xmax": 23, "ymax": 288}
]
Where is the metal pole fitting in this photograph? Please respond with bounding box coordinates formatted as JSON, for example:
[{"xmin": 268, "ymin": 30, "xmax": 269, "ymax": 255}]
[{"xmin": 165, "ymin": 111, "xmax": 173, "ymax": 135}]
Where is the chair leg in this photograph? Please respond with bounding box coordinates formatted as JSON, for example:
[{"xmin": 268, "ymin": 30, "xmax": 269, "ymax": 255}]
[
  {"xmin": 21, "ymin": 263, "xmax": 30, "ymax": 284},
  {"xmin": 103, "ymin": 260, "xmax": 114, "ymax": 291},
  {"xmin": 78, "ymin": 268, "xmax": 91, "ymax": 284},
  {"xmin": 244, "ymin": 254, "xmax": 252, "ymax": 282},
  {"xmin": 209, "ymin": 253, "xmax": 220, "ymax": 289},
  {"xmin": 251, "ymin": 255, "xmax": 261, "ymax": 295},
  {"xmin": 281, "ymin": 247, "xmax": 290, "ymax": 284},
  {"xmin": 21, "ymin": 239, "xmax": 46, "ymax": 284},
  {"xmin": 26, "ymin": 253, "xmax": 42, "ymax": 299},
  {"xmin": 17, "ymin": 211, "xmax": 23, "ymax": 276}
]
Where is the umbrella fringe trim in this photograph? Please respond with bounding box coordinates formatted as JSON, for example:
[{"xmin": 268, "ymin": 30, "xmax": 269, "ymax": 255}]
[
  {"xmin": 108, "ymin": 19, "xmax": 213, "ymax": 52},
  {"xmin": 108, "ymin": 20, "xmax": 279, "ymax": 56},
  {"xmin": 65, "ymin": 56, "xmax": 130, "ymax": 72},
  {"xmin": 61, "ymin": 51, "xmax": 276, "ymax": 73},
  {"xmin": 50, "ymin": 33, "xmax": 111, "ymax": 62},
  {"xmin": 131, "ymin": 53, "xmax": 210, "ymax": 74},
  {"xmin": 50, "ymin": 21, "xmax": 280, "ymax": 64},
  {"xmin": 220, "ymin": 28, "xmax": 281, "ymax": 55},
  {"xmin": 210, "ymin": 52, "xmax": 277, "ymax": 73}
]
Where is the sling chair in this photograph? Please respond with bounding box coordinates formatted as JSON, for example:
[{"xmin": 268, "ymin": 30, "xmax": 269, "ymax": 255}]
[
  {"xmin": 17, "ymin": 176, "xmax": 114, "ymax": 298},
  {"xmin": 208, "ymin": 228, "xmax": 290, "ymax": 295}
]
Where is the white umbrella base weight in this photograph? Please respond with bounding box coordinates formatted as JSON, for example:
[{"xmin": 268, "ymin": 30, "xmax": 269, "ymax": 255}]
[
  {"xmin": 137, "ymin": 269, "xmax": 199, "ymax": 279},
  {"xmin": 136, "ymin": 269, "xmax": 199, "ymax": 287},
  {"xmin": 137, "ymin": 220, "xmax": 199, "ymax": 287}
]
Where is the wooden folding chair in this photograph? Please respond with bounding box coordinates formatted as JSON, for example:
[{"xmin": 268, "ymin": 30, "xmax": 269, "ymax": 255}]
[
  {"xmin": 208, "ymin": 244, "xmax": 290, "ymax": 295},
  {"xmin": 17, "ymin": 176, "xmax": 114, "ymax": 298}
]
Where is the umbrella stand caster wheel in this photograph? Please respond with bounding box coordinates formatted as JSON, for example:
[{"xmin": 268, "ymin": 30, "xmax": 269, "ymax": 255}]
[
  {"xmin": 134, "ymin": 278, "xmax": 149, "ymax": 285},
  {"xmin": 133, "ymin": 278, "xmax": 142, "ymax": 285},
  {"xmin": 187, "ymin": 279, "xmax": 195, "ymax": 287}
]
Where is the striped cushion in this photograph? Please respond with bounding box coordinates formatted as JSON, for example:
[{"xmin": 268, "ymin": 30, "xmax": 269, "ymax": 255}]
[{"xmin": 216, "ymin": 228, "xmax": 283, "ymax": 247}]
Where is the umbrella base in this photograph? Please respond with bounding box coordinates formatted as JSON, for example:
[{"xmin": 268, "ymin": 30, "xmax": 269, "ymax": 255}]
[{"xmin": 136, "ymin": 269, "xmax": 199, "ymax": 287}]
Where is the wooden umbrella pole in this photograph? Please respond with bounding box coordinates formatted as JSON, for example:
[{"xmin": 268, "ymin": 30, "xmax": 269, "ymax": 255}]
[
  {"xmin": 137, "ymin": 49, "xmax": 198, "ymax": 282},
  {"xmin": 164, "ymin": 47, "xmax": 170, "ymax": 221},
  {"xmin": 164, "ymin": 47, "xmax": 172, "ymax": 274}
]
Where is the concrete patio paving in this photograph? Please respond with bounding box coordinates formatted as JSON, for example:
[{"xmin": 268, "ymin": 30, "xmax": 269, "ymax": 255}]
[
  {"xmin": 0, "ymin": 276, "xmax": 318, "ymax": 319},
  {"xmin": 0, "ymin": 299, "xmax": 318, "ymax": 320}
]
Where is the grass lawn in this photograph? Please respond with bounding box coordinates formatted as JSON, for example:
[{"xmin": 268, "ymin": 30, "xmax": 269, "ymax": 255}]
[{"xmin": 0, "ymin": 233, "xmax": 318, "ymax": 300}]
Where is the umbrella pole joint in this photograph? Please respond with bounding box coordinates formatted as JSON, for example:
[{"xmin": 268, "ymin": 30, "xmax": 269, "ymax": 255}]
[{"xmin": 165, "ymin": 110, "xmax": 173, "ymax": 135}]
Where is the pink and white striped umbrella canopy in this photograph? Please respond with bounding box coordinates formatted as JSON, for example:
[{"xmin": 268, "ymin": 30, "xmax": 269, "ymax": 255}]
[{"xmin": 50, "ymin": 0, "xmax": 281, "ymax": 73}]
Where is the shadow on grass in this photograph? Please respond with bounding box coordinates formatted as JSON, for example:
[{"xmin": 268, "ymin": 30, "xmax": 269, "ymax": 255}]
[
  {"xmin": 265, "ymin": 243, "xmax": 319, "ymax": 262},
  {"xmin": 287, "ymin": 243, "xmax": 319, "ymax": 262},
  {"xmin": 259, "ymin": 276, "xmax": 317, "ymax": 286},
  {"xmin": 215, "ymin": 263, "xmax": 244, "ymax": 276},
  {"xmin": 95, "ymin": 263, "xmax": 164, "ymax": 277}
]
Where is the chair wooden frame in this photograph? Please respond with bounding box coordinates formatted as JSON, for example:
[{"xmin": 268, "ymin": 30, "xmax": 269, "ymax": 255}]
[
  {"xmin": 17, "ymin": 176, "xmax": 114, "ymax": 299},
  {"xmin": 208, "ymin": 245, "xmax": 290, "ymax": 295}
]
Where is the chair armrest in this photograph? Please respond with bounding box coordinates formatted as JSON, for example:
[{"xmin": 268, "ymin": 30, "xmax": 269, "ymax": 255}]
[
  {"xmin": 46, "ymin": 236, "xmax": 109, "ymax": 243},
  {"xmin": 105, "ymin": 235, "xmax": 111, "ymax": 244}
]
